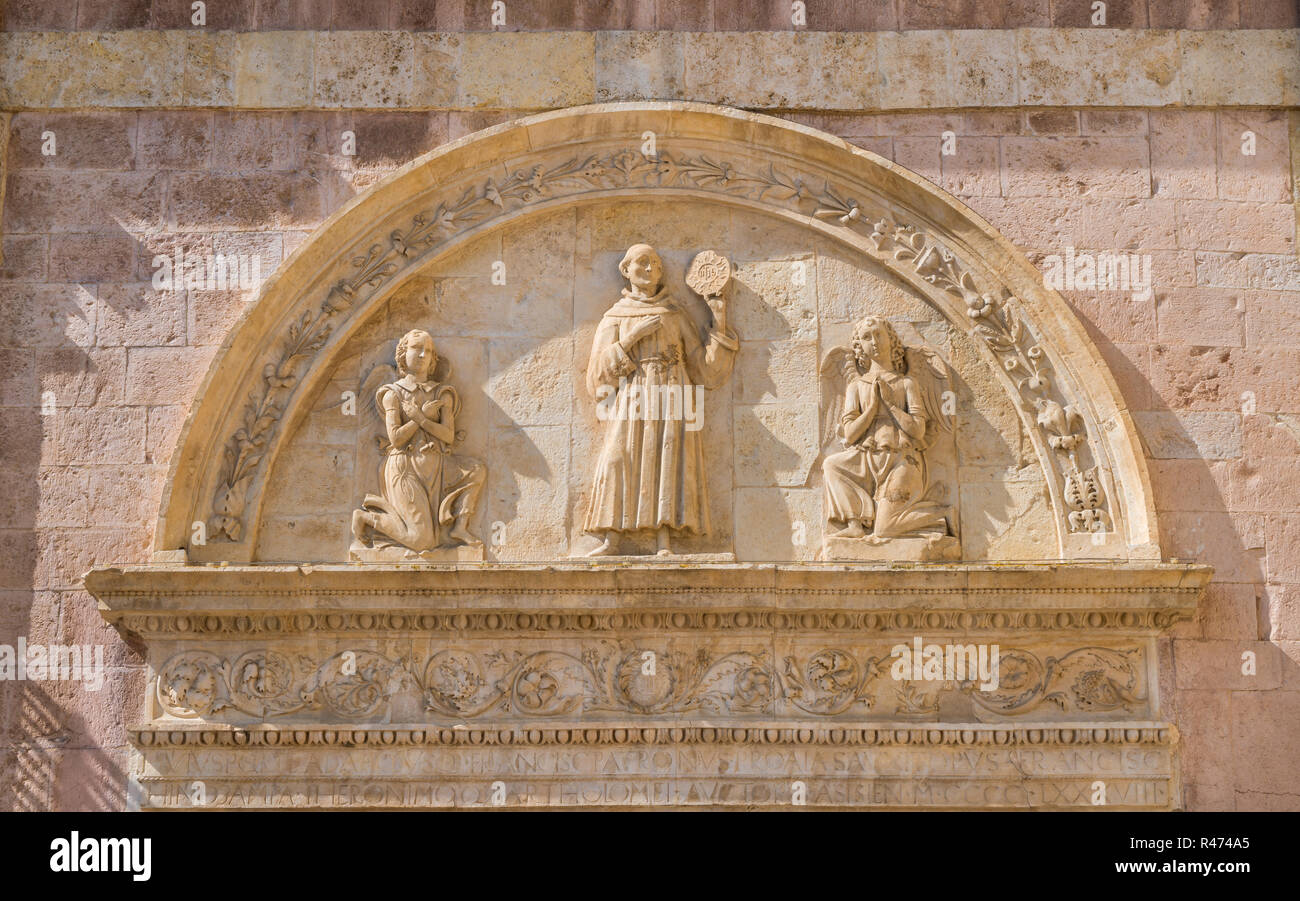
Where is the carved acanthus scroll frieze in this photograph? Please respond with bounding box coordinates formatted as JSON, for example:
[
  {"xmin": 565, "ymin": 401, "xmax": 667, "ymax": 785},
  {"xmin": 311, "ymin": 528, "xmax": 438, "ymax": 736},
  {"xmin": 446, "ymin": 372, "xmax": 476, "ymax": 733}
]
[
  {"xmin": 206, "ymin": 147, "xmax": 1111, "ymax": 544},
  {"xmin": 154, "ymin": 642, "xmax": 1147, "ymax": 723}
]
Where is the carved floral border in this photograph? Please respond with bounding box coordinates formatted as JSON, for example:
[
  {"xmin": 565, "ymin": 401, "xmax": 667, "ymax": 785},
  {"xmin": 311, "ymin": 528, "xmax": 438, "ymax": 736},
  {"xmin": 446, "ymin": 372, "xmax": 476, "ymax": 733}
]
[{"xmin": 154, "ymin": 643, "xmax": 1146, "ymax": 723}]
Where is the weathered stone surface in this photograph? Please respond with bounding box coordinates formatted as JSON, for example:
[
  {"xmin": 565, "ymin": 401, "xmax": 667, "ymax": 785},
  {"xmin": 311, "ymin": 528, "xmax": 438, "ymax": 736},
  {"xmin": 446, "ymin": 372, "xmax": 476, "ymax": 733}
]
[{"xmin": 0, "ymin": 30, "xmax": 1291, "ymax": 814}]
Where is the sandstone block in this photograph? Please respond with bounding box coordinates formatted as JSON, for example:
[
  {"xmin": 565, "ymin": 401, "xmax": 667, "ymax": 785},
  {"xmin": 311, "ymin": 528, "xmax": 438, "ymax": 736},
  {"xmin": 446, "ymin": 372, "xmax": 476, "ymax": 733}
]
[
  {"xmin": 460, "ymin": 33, "xmax": 595, "ymax": 108},
  {"xmin": 1002, "ymin": 136, "xmax": 1151, "ymax": 198},
  {"xmin": 96, "ymin": 284, "xmax": 187, "ymax": 348},
  {"xmin": 595, "ymin": 32, "xmax": 685, "ymax": 102},
  {"xmin": 1017, "ymin": 29, "xmax": 1180, "ymax": 106},
  {"xmin": 1180, "ymin": 29, "xmax": 1300, "ymax": 106},
  {"xmin": 235, "ymin": 32, "xmax": 314, "ymax": 108},
  {"xmin": 48, "ymin": 233, "xmax": 136, "ymax": 284},
  {"xmin": 1174, "ymin": 639, "xmax": 1280, "ymax": 690},
  {"xmin": 54, "ymin": 407, "xmax": 146, "ymax": 466},
  {"xmin": 124, "ymin": 347, "xmax": 212, "ymax": 406},
  {"xmin": 315, "ymin": 32, "xmax": 414, "ymax": 108}
]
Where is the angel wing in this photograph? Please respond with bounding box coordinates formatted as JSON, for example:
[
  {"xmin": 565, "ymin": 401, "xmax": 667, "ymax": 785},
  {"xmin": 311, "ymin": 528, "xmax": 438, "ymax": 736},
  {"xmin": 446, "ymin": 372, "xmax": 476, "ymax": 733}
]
[
  {"xmin": 903, "ymin": 345, "xmax": 955, "ymax": 449},
  {"xmin": 358, "ymin": 362, "xmax": 398, "ymax": 452},
  {"xmin": 819, "ymin": 344, "xmax": 861, "ymax": 449}
]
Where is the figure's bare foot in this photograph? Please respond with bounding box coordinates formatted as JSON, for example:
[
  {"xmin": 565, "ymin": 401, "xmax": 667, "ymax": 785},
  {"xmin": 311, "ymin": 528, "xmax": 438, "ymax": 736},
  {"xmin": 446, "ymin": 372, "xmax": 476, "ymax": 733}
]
[
  {"xmin": 352, "ymin": 509, "xmax": 376, "ymax": 543},
  {"xmin": 582, "ymin": 533, "xmax": 615, "ymax": 557},
  {"xmin": 448, "ymin": 523, "xmax": 481, "ymax": 547},
  {"xmin": 834, "ymin": 520, "xmax": 868, "ymax": 538}
]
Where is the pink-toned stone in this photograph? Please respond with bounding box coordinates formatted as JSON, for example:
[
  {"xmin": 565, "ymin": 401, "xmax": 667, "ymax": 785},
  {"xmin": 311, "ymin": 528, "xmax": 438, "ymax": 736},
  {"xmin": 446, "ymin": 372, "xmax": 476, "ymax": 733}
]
[
  {"xmin": 0, "ymin": 235, "xmax": 47, "ymax": 282},
  {"xmin": 35, "ymin": 466, "xmax": 90, "ymax": 529},
  {"xmin": 1023, "ymin": 110, "xmax": 1079, "ymax": 135},
  {"xmin": 1173, "ymin": 690, "xmax": 1235, "ymax": 788},
  {"xmin": 1162, "ymin": 511, "xmax": 1264, "ymax": 583},
  {"xmin": 2, "ymin": 172, "xmax": 164, "ymax": 233},
  {"xmin": 1230, "ymin": 456, "xmax": 1300, "ymax": 513},
  {"xmin": 1176, "ymin": 199, "xmax": 1295, "ymax": 254},
  {"xmin": 1263, "ymin": 584, "xmax": 1300, "ymax": 640},
  {"xmin": 1195, "ymin": 251, "xmax": 1300, "ymax": 291},
  {"xmin": 1175, "ymin": 639, "xmax": 1280, "ymax": 690},
  {"xmin": 145, "ymin": 405, "xmax": 188, "ymax": 467},
  {"xmin": 1081, "ymin": 110, "xmax": 1148, "ymax": 136},
  {"xmin": 168, "ymin": 173, "xmax": 325, "ymax": 229},
  {"xmin": 1150, "ymin": 110, "xmax": 1218, "ymax": 199},
  {"xmin": 137, "ymin": 111, "xmax": 214, "ymax": 170},
  {"xmin": 1216, "ymin": 110, "xmax": 1294, "ymax": 203},
  {"xmin": 1265, "ymin": 514, "xmax": 1300, "ymax": 582},
  {"xmin": 1197, "ymin": 582, "xmax": 1262, "ymax": 640},
  {"xmin": 53, "ymin": 406, "xmax": 145, "ymax": 466},
  {"xmin": 35, "ymin": 347, "xmax": 127, "ymax": 408},
  {"xmin": 124, "ymin": 347, "xmax": 212, "ymax": 406},
  {"xmin": 1244, "ymin": 290, "xmax": 1300, "ymax": 347},
  {"xmin": 1148, "ymin": 459, "xmax": 1231, "ymax": 513},
  {"xmin": 6, "ymin": 112, "xmax": 135, "ymax": 171},
  {"xmin": 1243, "ymin": 412, "xmax": 1300, "ymax": 457},
  {"xmin": 0, "ymin": 349, "xmax": 36, "ymax": 407},
  {"xmin": 1074, "ymin": 197, "xmax": 1179, "ymax": 249},
  {"xmin": 1230, "ymin": 690, "xmax": 1300, "ymax": 793},
  {"xmin": 1149, "ymin": 344, "xmax": 1243, "ymax": 412},
  {"xmin": 48, "ymin": 233, "xmax": 136, "ymax": 284},
  {"xmin": 1002, "ymin": 136, "xmax": 1151, "ymax": 198},
  {"xmin": 0, "ymin": 285, "xmax": 95, "ymax": 349},
  {"xmin": 892, "ymin": 136, "xmax": 941, "ymax": 185},
  {"xmin": 937, "ymin": 136, "xmax": 1000, "ymax": 197},
  {"xmin": 1155, "ymin": 288, "xmax": 1245, "ymax": 346},
  {"xmin": 95, "ymin": 284, "xmax": 186, "ymax": 348},
  {"xmin": 35, "ymin": 527, "xmax": 151, "ymax": 591}
]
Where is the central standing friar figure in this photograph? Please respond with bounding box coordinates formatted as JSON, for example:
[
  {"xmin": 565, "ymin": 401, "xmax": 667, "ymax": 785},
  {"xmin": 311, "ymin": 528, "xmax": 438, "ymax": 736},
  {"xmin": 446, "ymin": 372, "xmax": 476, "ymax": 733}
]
[{"xmin": 579, "ymin": 244, "xmax": 739, "ymax": 556}]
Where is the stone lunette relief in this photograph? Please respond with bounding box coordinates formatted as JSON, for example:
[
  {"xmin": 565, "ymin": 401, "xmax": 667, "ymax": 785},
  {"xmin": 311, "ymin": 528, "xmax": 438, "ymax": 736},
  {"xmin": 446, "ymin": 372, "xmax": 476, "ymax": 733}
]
[
  {"xmin": 349, "ymin": 329, "xmax": 486, "ymax": 561},
  {"xmin": 820, "ymin": 315, "xmax": 960, "ymax": 561},
  {"xmin": 577, "ymin": 245, "xmax": 739, "ymax": 557},
  {"xmin": 204, "ymin": 147, "xmax": 1113, "ymax": 548}
]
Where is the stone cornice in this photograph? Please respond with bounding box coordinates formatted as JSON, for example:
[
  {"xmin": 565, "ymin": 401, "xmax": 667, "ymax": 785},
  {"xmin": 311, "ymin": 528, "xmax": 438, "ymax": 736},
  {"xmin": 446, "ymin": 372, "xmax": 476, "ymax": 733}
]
[
  {"xmin": 90, "ymin": 561, "xmax": 1211, "ymax": 638},
  {"xmin": 131, "ymin": 721, "xmax": 1176, "ymax": 749},
  {"xmin": 1, "ymin": 29, "xmax": 1296, "ymax": 112}
]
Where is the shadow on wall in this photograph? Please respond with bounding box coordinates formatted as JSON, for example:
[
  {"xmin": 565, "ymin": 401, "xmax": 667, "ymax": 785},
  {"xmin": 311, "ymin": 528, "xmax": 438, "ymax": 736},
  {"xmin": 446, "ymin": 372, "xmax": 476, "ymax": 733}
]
[
  {"xmin": 0, "ymin": 220, "xmax": 158, "ymax": 810},
  {"xmin": 1063, "ymin": 293, "xmax": 1300, "ymax": 808}
]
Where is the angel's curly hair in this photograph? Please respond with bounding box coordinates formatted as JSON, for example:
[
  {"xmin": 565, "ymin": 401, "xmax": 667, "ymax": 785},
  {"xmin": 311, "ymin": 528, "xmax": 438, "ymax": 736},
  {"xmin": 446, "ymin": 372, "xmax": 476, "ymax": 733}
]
[
  {"xmin": 853, "ymin": 316, "xmax": 906, "ymax": 374},
  {"xmin": 395, "ymin": 328, "xmax": 437, "ymax": 376}
]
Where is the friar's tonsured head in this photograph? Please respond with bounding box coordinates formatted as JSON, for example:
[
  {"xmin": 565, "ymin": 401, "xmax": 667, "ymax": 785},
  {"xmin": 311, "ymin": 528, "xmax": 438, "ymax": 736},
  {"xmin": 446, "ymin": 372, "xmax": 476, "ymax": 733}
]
[{"xmin": 619, "ymin": 243, "xmax": 664, "ymax": 293}]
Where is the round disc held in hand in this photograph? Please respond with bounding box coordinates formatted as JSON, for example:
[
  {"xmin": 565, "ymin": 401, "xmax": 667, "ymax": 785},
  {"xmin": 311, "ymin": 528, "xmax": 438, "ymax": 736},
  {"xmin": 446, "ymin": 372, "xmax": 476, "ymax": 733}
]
[{"xmin": 686, "ymin": 250, "xmax": 732, "ymax": 298}]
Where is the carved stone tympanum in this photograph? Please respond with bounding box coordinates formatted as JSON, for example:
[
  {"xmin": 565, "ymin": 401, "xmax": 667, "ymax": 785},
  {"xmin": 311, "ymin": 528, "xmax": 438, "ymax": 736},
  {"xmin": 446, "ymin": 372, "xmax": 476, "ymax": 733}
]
[
  {"xmin": 578, "ymin": 245, "xmax": 739, "ymax": 557},
  {"xmin": 820, "ymin": 316, "xmax": 960, "ymax": 561},
  {"xmin": 90, "ymin": 104, "xmax": 1206, "ymax": 810},
  {"xmin": 349, "ymin": 329, "xmax": 486, "ymax": 561}
]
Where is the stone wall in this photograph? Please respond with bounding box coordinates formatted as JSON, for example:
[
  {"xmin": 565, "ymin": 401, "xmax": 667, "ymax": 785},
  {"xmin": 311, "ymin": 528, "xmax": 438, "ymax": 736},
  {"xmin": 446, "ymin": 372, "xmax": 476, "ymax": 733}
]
[{"xmin": 1, "ymin": 2, "xmax": 1298, "ymax": 809}]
